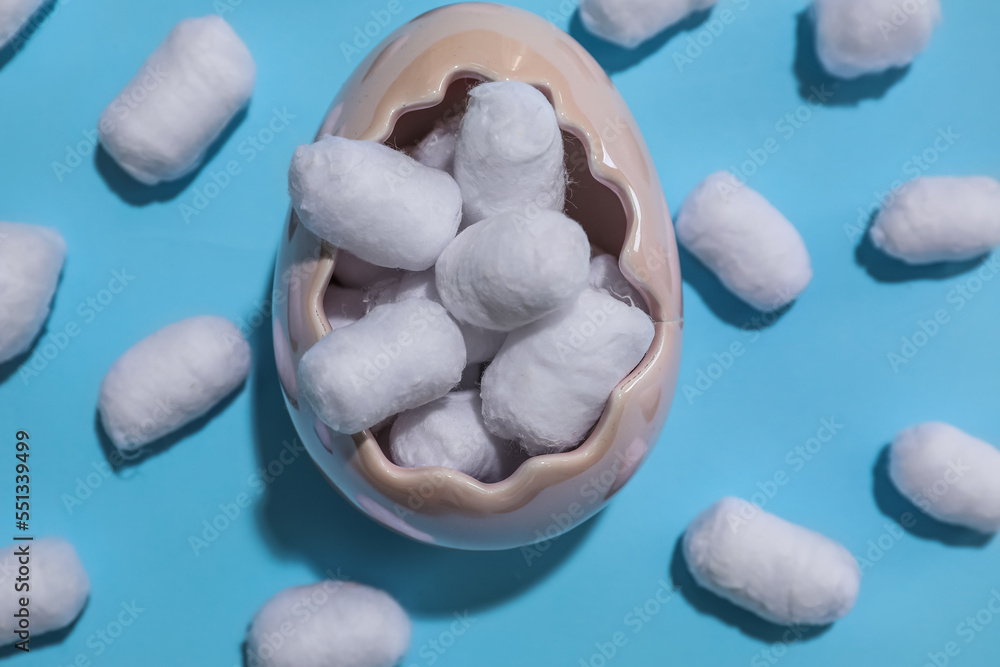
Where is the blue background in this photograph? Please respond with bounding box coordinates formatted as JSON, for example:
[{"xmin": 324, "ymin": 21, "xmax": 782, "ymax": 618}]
[{"xmin": 1, "ymin": 0, "xmax": 999, "ymax": 665}]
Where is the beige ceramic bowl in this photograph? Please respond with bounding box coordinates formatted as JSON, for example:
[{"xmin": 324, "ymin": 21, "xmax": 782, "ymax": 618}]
[{"xmin": 272, "ymin": 2, "xmax": 683, "ymax": 550}]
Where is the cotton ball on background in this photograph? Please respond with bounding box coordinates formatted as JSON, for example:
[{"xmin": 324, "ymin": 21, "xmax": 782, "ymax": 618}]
[
  {"xmin": 298, "ymin": 298, "xmax": 465, "ymax": 434},
  {"xmin": 812, "ymin": 0, "xmax": 941, "ymax": 79},
  {"xmin": 482, "ymin": 289, "xmax": 654, "ymax": 455},
  {"xmin": 869, "ymin": 176, "xmax": 1000, "ymax": 264},
  {"xmin": 675, "ymin": 171, "xmax": 812, "ymax": 312},
  {"xmin": 390, "ymin": 391, "xmax": 519, "ymax": 482},
  {"xmin": 98, "ymin": 315, "xmax": 251, "ymax": 451},
  {"xmin": 0, "ymin": 537, "xmax": 89, "ymax": 646},
  {"xmin": 683, "ymin": 497, "xmax": 860, "ymax": 626},
  {"xmin": 0, "ymin": 222, "xmax": 66, "ymax": 364},
  {"xmin": 453, "ymin": 81, "xmax": 566, "ymax": 224},
  {"xmin": 889, "ymin": 422, "xmax": 1000, "ymax": 533},
  {"xmin": 245, "ymin": 581, "xmax": 410, "ymax": 667},
  {"xmin": 323, "ymin": 285, "xmax": 367, "ymax": 330},
  {"xmin": 0, "ymin": 0, "xmax": 46, "ymax": 49},
  {"xmin": 589, "ymin": 253, "xmax": 646, "ymax": 311},
  {"xmin": 411, "ymin": 113, "xmax": 463, "ymax": 174},
  {"xmin": 333, "ymin": 250, "xmax": 401, "ymax": 288},
  {"xmin": 579, "ymin": 0, "xmax": 718, "ymax": 49},
  {"xmin": 436, "ymin": 210, "xmax": 590, "ymax": 331},
  {"xmin": 290, "ymin": 136, "xmax": 462, "ymax": 271},
  {"xmin": 98, "ymin": 16, "xmax": 255, "ymax": 185}
]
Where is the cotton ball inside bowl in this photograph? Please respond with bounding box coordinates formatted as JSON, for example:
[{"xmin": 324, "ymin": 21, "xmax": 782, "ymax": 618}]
[
  {"xmin": 435, "ymin": 209, "xmax": 591, "ymax": 331},
  {"xmin": 889, "ymin": 422, "xmax": 1000, "ymax": 533},
  {"xmin": 411, "ymin": 112, "xmax": 463, "ymax": 174},
  {"xmin": 453, "ymin": 81, "xmax": 566, "ymax": 224},
  {"xmin": 98, "ymin": 16, "xmax": 256, "ymax": 185},
  {"xmin": 0, "ymin": 222, "xmax": 66, "ymax": 364},
  {"xmin": 0, "ymin": 537, "xmax": 90, "ymax": 646},
  {"xmin": 579, "ymin": 0, "xmax": 718, "ymax": 49},
  {"xmin": 290, "ymin": 136, "xmax": 462, "ymax": 271},
  {"xmin": 390, "ymin": 390, "xmax": 520, "ymax": 482},
  {"xmin": 481, "ymin": 289, "xmax": 654, "ymax": 455},
  {"xmin": 98, "ymin": 315, "xmax": 251, "ymax": 452},
  {"xmin": 245, "ymin": 581, "xmax": 410, "ymax": 667},
  {"xmin": 812, "ymin": 0, "xmax": 941, "ymax": 79},
  {"xmin": 683, "ymin": 497, "xmax": 860, "ymax": 626},
  {"xmin": 675, "ymin": 171, "xmax": 812, "ymax": 312},
  {"xmin": 869, "ymin": 176, "xmax": 1000, "ymax": 264}
]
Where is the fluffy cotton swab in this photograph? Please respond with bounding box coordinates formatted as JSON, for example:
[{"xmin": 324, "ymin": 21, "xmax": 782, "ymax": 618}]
[
  {"xmin": 0, "ymin": 222, "xmax": 66, "ymax": 364},
  {"xmin": 453, "ymin": 81, "xmax": 566, "ymax": 224},
  {"xmin": 290, "ymin": 136, "xmax": 462, "ymax": 271},
  {"xmin": 98, "ymin": 315, "xmax": 251, "ymax": 451},
  {"xmin": 98, "ymin": 16, "xmax": 256, "ymax": 185}
]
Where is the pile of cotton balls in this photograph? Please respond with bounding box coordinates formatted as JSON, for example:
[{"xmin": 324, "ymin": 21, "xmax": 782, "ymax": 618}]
[{"xmin": 291, "ymin": 80, "xmax": 655, "ymax": 481}]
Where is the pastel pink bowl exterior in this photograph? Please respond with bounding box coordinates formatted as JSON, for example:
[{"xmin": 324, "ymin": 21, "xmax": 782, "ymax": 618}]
[{"xmin": 272, "ymin": 2, "xmax": 683, "ymax": 551}]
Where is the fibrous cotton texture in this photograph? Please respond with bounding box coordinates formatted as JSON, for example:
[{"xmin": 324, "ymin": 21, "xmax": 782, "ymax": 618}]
[
  {"xmin": 435, "ymin": 210, "xmax": 591, "ymax": 331},
  {"xmin": 0, "ymin": 222, "xmax": 66, "ymax": 364},
  {"xmin": 589, "ymin": 253, "xmax": 646, "ymax": 310},
  {"xmin": 390, "ymin": 391, "xmax": 514, "ymax": 482},
  {"xmin": 453, "ymin": 81, "xmax": 566, "ymax": 224},
  {"xmin": 813, "ymin": 0, "xmax": 941, "ymax": 79},
  {"xmin": 482, "ymin": 289, "xmax": 654, "ymax": 455},
  {"xmin": 290, "ymin": 136, "xmax": 462, "ymax": 271},
  {"xmin": 580, "ymin": 0, "xmax": 718, "ymax": 49},
  {"xmin": 98, "ymin": 315, "xmax": 251, "ymax": 451},
  {"xmin": 0, "ymin": 537, "xmax": 90, "ymax": 646},
  {"xmin": 411, "ymin": 113, "xmax": 463, "ymax": 174},
  {"xmin": 0, "ymin": 0, "xmax": 45, "ymax": 49},
  {"xmin": 676, "ymin": 171, "xmax": 812, "ymax": 312},
  {"xmin": 683, "ymin": 497, "xmax": 860, "ymax": 626},
  {"xmin": 387, "ymin": 270, "xmax": 506, "ymax": 363},
  {"xmin": 98, "ymin": 16, "xmax": 256, "ymax": 185},
  {"xmin": 869, "ymin": 176, "xmax": 1000, "ymax": 264},
  {"xmin": 889, "ymin": 422, "xmax": 1000, "ymax": 533},
  {"xmin": 245, "ymin": 581, "xmax": 410, "ymax": 667},
  {"xmin": 298, "ymin": 298, "xmax": 465, "ymax": 434}
]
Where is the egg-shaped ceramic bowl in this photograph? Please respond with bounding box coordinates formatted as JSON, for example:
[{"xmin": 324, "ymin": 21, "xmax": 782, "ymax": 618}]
[{"xmin": 272, "ymin": 2, "xmax": 683, "ymax": 551}]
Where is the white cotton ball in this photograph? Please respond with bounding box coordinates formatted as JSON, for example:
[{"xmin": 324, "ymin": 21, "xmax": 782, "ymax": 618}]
[
  {"xmin": 323, "ymin": 285, "xmax": 367, "ymax": 330},
  {"xmin": 889, "ymin": 422, "xmax": 1000, "ymax": 533},
  {"xmin": 298, "ymin": 298, "xmax": 465, "ymax": 434},
  {"xmin": 411, "ymin": 113, "xmax": 463, "ymax": 174},
  {"xmin": 683, "ymin": 497, "xmax": 860, "ymax": 626},
  {"xmin": 482, "ymin": 289, "xmax": 653, "ymax": 455},
  {"xmin": 453, "ymin": 81, "xmax": 566, "ymax": 224},
  {"xmin": 390, "ymin": 391, "xmax": 515, "ymax": 482},
  {"xmin": 333, "ymin": 251, "xmax": 401, "ymax": 288},
  {"xmin": 436, "ymin": 210, "xmax": 590, "ymax": 332},
  {"xmin": 0, "ymin": 0, "xmax": 45, "ymax": 49},
  {"xmin": 245, "ymin": 581, "xmax": 410, "ymax": 667},
  {"xmin": 813, "ymin": 0, "xmax": 941, "ymax": 79},
  {"xmin": 387, "ymin": 269, "xmax": 506, "ymax": 363},
  {"xmin": 98, "ymin": 16, "xmax": 255, "ymax": 185},
  {"xmin": 0, "ymin": 222, "xmax": 66, "ymax": 364},
  {"xmin": 589, "ymin": 253, "xmax": 646, "ymax": 311},
  {"xmin": 676, "ymin": 172, "xmax": 812, "ymax": 312},
  {"xmin": 869, "ymin": 176, "xmax": 1000, "ymax": 264},
  {"xmin": 0, "ymin": 537, "xmax": 89, "ymax": 646},
  {"xmin": 98, "ymin": 315, "xmax": 251, "ymax": 451},
  {"xmin": 290, "ymin": 136, "xmax": 462, "ymax": 271},
  {"xmin": 580, "ymin": 0, "xmax": 718, "ymax": 49}
]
